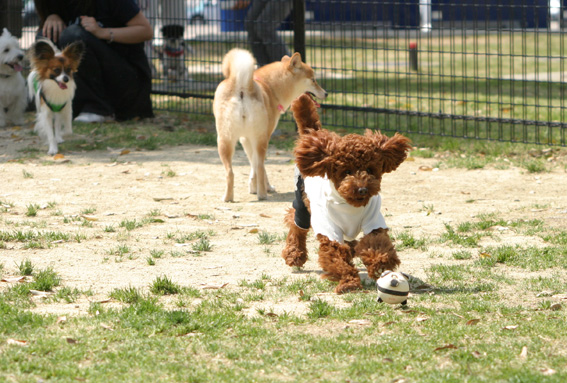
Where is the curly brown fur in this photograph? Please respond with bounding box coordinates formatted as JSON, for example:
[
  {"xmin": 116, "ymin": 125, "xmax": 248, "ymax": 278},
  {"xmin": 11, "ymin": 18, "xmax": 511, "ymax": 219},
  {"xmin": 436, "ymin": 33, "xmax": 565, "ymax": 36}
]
[
  {"xmin": 317, "ymin": 234, "xmax": 362, "ymax": 293},
  {"xmin": 294, "ymin": 129, "xmax": 412, "ymax": 207},
  {"xmin": 281, "ymin": 208, "xmax": 309, "ymax": 267},
  {"xmin": 281, "ymin": 94, "xmax": 411, "ymax": 294},
  {"xmin": 291, "ymin": 93, "xmax": 322, "ymax": 134},
  {"xmin": 355, "ymin": 228, "xmax": 400, "ymax": 280}
]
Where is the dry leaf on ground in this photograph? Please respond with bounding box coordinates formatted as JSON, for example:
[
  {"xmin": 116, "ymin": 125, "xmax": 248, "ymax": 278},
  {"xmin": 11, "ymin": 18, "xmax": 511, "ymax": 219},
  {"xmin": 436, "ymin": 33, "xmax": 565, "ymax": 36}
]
[
  {"xmin": 7, "ymin": 339, "xmax": 28, "ymax": 346},
  {"xmin": 434, "ymin": 344, "xmax": 458, "ymax": 351}
]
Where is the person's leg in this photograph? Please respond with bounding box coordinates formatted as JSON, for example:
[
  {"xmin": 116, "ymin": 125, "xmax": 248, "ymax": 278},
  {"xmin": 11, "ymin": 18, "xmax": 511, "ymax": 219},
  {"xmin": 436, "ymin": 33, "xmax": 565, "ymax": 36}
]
[
  {"xmin": 245, "ymin": 0, "xmax": 271, "ymax": 66},
  {"xmin": 59, "ymin": 25, "xmax": 113, "ymax": 118},
  {"xmin": 247, "ymin": 0, "xmax": 292, "ymax": 66},
  {"xmin": 59, "ymin": 25, "xmax": 141, "ymax": 120}
]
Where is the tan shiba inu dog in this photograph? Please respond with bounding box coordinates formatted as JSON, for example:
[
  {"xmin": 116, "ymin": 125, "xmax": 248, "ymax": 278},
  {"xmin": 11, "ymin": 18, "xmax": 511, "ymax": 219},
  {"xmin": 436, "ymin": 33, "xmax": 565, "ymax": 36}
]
[{"xmin": 213, "ymin": 48, "xmax": 327, "ymax": 202}]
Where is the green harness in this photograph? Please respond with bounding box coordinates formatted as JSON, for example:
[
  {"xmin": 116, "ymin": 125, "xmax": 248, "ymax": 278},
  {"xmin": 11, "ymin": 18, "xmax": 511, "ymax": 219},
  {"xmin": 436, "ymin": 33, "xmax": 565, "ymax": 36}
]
[{"xmin": 31, "ymin": 72, "xmax": 67, "ymax": 113}]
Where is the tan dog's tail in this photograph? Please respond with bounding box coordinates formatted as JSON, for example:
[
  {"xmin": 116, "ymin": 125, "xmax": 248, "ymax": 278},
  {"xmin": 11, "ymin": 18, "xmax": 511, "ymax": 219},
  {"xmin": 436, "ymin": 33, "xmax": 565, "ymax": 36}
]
[
  {"xmin": 291, "ymin": 94, "xmax": 322, "ymax": 135},
  {"xmin": 221, "ymin": 48, "xmax": 255, "ymax": 90}
]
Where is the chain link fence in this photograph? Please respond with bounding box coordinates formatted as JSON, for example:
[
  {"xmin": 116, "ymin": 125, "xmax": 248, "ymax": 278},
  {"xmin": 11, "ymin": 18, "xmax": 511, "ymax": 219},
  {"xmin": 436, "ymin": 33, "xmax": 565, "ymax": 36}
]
[{"xmin": 4, "ymin": 0, "xmax": 566, "ymax": 146}]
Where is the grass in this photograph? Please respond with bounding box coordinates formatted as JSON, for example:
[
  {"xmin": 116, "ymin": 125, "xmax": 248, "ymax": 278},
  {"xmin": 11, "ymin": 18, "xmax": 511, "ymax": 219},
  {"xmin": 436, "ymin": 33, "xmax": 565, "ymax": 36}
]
[
  {"xmin": 108, "ymin": 244, "xmax": 130, "ymax": 257},
  {"xmin": 2, "ymin": 111, "xmax": 566, "ymax": 381},
  {"xmin": 476, "ymin": 244, "xmax": 567, "ymax": 271},
  {"xmin": 150, "ymin": 275, "xmax": 181, "ymax": 295},
  {"xmin": 0, "ymin": 229, "xmax": 70, "ymax": 248},
  {"xmin": 2, "ymin": 270, "xmax": 566, "ymax": 382},
  {"xmin": 30, "ymin": 267, "xmax": 61, "ymax": 292},
  {"xmin": 110, "ymin": 286, "xmax": 145, "ymax": 304},
  {"xmin": 440, "ymin": 223, "xmax": 483, "ymax": 247},
  {"xmin": 1, "ymin": 207, "xmax": 566, "ymax": 382},
  {"xmin": 17, "ymin": 259, "xmax": 34, "ymax": 276},
  {"xmin": 395, "ymin": 231, "xmax": 429, "ymax": 251},
  {"xmin": 191, "ymin": 237, "xmax": 212, "ymax": 252},
  {"xmin": 171, "ymin": 230, "xmax": 215, "ymax": 244},
  {"xmin": 258, "ymin": 230, "xmax": 279, "ymax": 245},
  {"xmin": 119, "ymin": 219, "xmax": 144, "ymax": 231},
  {"xmin": 25, "ymin": 203, "xmax": 40, "ymax": 217}
]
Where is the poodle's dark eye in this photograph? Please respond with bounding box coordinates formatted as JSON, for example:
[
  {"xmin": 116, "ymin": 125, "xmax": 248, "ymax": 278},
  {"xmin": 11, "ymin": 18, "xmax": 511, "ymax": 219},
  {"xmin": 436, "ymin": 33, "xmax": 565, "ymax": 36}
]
[
  {"xmin": 344, "ymin": 170, "xmax": 352, "ymax": 176},
  {"xmin": 366, "ymin": 168, "xmax": 373, "ymax": 174},
  {"xmin": 53, "ymin": 68, "xmax": 62, "ymax": 76}
]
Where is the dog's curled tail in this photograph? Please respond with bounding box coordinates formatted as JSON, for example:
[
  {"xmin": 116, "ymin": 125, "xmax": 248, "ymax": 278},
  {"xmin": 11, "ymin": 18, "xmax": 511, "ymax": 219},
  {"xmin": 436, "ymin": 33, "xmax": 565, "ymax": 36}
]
[
  {"xmin": 221, "ymin": 48, "xmax": 255, "ymax": 89},
  {"xmin": 291, "ymin": 93, "xmax": 322, "ymax": 135}
]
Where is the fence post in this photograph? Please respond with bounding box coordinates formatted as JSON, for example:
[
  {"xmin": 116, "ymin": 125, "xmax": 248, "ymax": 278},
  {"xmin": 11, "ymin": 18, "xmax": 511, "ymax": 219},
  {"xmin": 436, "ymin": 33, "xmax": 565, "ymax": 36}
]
[{"xmin": 293, "ymin": 0, "xmax": 306, "ymax": 61}]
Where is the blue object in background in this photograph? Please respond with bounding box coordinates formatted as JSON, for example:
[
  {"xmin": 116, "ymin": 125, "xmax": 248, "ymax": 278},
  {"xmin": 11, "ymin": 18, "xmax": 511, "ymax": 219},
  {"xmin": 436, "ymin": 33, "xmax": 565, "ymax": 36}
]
[{"xmin": 220, "ymin": 0, "xmax": 251, "ymax": 32}]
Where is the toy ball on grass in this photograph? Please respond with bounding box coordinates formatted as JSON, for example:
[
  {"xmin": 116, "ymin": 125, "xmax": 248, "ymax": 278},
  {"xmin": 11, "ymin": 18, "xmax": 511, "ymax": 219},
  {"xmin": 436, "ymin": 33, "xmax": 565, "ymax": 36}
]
[{"xmin": 377, "ymin": 270, "xmax": 410, "ymax": 305}]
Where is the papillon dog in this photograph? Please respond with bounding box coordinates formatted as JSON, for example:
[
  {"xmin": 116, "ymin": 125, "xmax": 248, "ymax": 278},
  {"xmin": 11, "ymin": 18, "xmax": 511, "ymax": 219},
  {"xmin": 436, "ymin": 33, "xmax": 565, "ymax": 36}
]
[
  {"xmin": 27, "ymin": 39, "xmax": 84, "ymax": 155},
  {"xmin": 0, "ymin": 28, "xmax": 27, "ymax": 128}
]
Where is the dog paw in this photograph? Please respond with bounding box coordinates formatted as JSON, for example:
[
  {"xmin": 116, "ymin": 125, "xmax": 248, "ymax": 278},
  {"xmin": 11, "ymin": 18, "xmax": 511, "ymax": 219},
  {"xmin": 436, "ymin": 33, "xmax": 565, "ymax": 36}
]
[
  {"xmin": 320, "ymin": 272, "xmax": 341, "ymax": 282},
  {"xmin": 281, "ymin": 247, "xmax": 308, "ymax": 268},
  {"xmin": 223, "ymin": 191, "xmax": 234, "ymax": 202},
  {"xmin": 335, "ymin": 280, "xmax": 363, "ymax": 294},
  {"xmin": 47, "ymin": 144, "xmax": 59, "ymax": 156}
]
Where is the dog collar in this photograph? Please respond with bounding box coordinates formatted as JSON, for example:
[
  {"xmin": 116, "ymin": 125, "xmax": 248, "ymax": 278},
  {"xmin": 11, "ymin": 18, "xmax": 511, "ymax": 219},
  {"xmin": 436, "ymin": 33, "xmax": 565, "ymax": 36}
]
[
  {"xmin": 31, "ymin": 73, "xmax": 67, "ymax": 112},
  {"xmin": 164, "ymin": 46, "xmax": 184, "ymax": 57}
]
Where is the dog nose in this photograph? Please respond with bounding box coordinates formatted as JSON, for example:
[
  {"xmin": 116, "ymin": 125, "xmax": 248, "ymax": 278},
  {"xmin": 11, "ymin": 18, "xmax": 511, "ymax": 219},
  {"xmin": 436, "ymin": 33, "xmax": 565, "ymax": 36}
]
[
  {"xmin": 62, "ymin": 75, "xmax": 69, "ymax": 83},
  {"xmin": 357, "ymin": 187, "xmax": 368, "ymax": 196},
  {"xmin": 17, "ymin": 54, "xmax": 24, "ymax": 60}
]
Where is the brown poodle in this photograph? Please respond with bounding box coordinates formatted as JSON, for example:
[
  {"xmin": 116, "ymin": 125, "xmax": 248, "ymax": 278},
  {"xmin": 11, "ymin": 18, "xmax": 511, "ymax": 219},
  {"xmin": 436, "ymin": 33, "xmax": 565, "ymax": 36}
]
[{"xmin": 281, "ymin": 94, "xmax": 412, "ymax": 294}]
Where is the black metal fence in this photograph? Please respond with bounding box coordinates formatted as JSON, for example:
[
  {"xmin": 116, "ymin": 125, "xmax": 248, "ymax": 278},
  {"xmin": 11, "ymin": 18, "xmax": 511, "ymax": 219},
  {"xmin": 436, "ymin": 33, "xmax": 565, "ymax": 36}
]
[{"xmin": 5, "ymin": 0, "xmax": 566, "ymax": 146}]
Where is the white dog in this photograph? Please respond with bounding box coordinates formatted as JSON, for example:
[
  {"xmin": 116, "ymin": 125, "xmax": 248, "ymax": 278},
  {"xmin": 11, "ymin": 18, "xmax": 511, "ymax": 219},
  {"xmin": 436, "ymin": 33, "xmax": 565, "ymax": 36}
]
[
  {"xmin": 0, "ymin": 28, "xmax": 27, "ymax": 128},
  {"xmin": 27, "ymin": 39, "xmax": 84, "ymax": 155}
]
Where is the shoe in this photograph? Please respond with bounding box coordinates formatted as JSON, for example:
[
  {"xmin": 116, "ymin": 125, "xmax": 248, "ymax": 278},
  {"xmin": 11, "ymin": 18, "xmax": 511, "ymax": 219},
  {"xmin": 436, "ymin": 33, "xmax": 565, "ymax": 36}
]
[{"xmin": 74, "ymin": 113, "xmax": 113, "ymax": 123}]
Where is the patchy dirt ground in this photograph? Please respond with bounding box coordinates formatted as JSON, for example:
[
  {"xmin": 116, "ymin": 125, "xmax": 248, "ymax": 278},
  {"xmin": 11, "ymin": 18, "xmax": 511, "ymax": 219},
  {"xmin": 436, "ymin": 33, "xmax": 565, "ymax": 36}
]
[{"xmin": 1, "ymin": 121, "xmax": 567, "ymax": 316}]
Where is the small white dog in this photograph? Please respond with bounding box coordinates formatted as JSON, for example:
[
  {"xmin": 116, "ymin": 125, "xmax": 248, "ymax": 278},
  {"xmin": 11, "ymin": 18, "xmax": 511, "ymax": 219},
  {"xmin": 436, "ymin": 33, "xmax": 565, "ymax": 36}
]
[{"xmin": 0, "ymin": 28, "xmax": 27, "ymax": 128}]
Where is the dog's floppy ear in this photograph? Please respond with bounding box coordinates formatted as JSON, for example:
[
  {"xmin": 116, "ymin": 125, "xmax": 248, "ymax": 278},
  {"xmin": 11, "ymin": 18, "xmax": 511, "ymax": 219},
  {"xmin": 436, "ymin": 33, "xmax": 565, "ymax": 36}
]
[
  {"xmin": 291, "ymin": 94, "xmax": 322, "ymax": 135},
  {"xmin": 62, "ymin": 41, "xmax": 85, "ymax": 66},
  {"xmin": 294, "ymin": 130, "xmax": 336, "ymax": 177},
  {"xmin": 368, "ymin": 131, "xmax": 412, "ymax": 173}
]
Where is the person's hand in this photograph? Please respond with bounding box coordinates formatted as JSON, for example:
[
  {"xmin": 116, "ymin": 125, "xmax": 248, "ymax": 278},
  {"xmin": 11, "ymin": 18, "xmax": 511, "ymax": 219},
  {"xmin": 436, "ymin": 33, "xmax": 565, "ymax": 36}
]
[
  {"xmin": 43, "ymin": 14, "xmax": 65, "ymax": 43},
  {"xmin": 80, "ymin": 16, "xmax": 103, "ymax": 39}
]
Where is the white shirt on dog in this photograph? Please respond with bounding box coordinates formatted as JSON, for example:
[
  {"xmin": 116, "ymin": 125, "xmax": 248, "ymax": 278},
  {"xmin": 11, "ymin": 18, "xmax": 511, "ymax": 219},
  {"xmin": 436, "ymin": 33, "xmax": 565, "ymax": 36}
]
[{"xmin": 303, "ymin": 175, "xmax": 388, "ymax": 243}]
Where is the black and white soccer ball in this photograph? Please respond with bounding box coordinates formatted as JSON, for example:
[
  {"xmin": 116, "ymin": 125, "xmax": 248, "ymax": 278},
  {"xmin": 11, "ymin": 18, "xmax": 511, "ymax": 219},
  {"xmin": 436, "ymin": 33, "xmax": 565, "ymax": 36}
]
[{"xmin": 377, "ymin": 270, "xmax": 410, "ymax": 305}]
